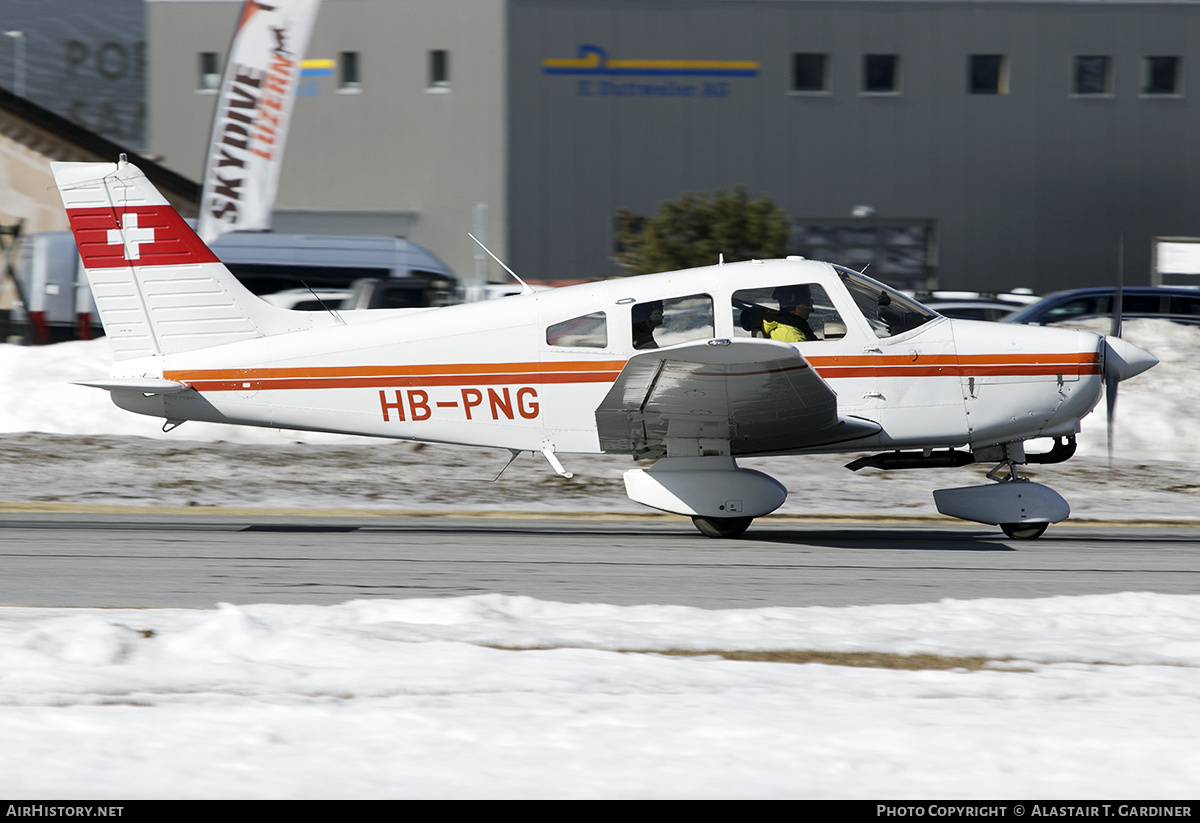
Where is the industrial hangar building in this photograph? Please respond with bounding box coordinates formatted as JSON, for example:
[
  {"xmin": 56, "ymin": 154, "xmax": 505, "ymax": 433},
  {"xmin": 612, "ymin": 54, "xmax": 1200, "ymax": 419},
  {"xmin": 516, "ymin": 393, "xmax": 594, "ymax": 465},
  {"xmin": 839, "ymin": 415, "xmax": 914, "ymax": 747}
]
[{"xmin": 146, "ymin": 0, "xmax": 1200, "ymax": 294}]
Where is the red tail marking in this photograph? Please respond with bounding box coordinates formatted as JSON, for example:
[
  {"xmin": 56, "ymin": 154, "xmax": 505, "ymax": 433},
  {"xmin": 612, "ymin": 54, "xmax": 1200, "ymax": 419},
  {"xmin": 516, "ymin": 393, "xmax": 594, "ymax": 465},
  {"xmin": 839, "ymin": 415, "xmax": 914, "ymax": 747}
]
[{"xmin": 66, "ymin": 206, "xmax": 220, "ymax": 270}]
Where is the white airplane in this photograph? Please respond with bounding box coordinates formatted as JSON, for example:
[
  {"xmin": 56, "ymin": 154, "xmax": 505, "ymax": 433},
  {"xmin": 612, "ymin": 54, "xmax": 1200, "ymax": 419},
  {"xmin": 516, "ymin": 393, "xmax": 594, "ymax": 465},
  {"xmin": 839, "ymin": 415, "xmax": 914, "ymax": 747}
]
[{"xmin": 51, "ymin": 157, "xmax": 1157, "ymax": 539}]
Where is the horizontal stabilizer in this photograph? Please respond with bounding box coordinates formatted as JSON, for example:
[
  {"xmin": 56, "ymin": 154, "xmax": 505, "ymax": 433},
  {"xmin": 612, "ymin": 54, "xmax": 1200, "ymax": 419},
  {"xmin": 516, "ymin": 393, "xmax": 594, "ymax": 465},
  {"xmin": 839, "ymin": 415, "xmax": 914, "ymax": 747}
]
[{"xmin": 72, "ymin": 378, "xmax": 190, "ymax": 395}]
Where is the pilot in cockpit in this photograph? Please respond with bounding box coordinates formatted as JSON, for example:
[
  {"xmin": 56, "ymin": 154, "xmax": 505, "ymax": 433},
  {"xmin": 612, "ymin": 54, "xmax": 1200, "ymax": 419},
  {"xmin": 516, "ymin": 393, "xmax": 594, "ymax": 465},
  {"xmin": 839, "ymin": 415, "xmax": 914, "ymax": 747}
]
[{"xmin": 761, "ymin": 284, "xmax": 818, "ymax": 342}]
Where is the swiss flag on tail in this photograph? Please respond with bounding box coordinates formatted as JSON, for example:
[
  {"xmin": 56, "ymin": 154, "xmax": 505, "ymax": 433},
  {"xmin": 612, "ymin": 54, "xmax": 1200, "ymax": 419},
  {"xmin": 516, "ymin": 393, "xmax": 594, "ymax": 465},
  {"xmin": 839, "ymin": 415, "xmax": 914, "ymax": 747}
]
[
  {"xmin": 66, "ymin": 206, "xmax": 220, "ymax": 270},
  {"xmin": 49, "ymin": 157, "xmax": 301, "ymax": 361},
  {"xmin": 52, "ymin": 158, "xmax": 219, "ymax": 270}
]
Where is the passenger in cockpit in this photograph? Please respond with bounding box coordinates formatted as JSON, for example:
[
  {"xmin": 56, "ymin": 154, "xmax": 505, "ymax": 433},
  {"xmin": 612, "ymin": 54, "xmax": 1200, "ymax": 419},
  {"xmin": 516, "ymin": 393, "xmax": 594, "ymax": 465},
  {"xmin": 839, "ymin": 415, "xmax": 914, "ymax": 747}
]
[{"xmin": 631, "ymin": 300, "xmax": 664, "ymax": 349}]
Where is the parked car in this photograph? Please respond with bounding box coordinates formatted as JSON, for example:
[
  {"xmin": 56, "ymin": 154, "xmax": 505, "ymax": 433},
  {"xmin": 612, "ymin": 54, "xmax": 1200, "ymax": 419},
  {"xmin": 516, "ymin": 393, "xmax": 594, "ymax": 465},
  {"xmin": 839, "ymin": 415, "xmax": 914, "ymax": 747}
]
[
  {"xmin": 1001, "ymin": 286, "xmax": 1200, "ymax": 327},
  {"xmin": 259, "ymin": 288, "xmax": 353, "ymax": 311},
  {"xmin": 909, "ymin": 290, "xmax": 1039, "ymax": 322},
  {"xmin": 339, "ymin": 276, "xmax": 459, "ymax": 310}
]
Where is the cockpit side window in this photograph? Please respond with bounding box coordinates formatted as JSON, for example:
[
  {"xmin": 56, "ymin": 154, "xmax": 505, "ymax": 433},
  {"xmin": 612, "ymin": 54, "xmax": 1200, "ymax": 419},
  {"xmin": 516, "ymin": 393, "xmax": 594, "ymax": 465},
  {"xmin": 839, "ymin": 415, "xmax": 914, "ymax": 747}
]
[
  {"xmin": 836, "ymin": 266, "xmax": 937, "ymax": 337},
  {"xmin": 732, "ymin": 283, "xmax": 846, "ymax": 342},
  {"xmin": 546, "ymin": 311, "xmax": 608, "ymax": 348},
  {"xmin": 631, "ymin": 294, "xmax": 714, "ymax": 350}
]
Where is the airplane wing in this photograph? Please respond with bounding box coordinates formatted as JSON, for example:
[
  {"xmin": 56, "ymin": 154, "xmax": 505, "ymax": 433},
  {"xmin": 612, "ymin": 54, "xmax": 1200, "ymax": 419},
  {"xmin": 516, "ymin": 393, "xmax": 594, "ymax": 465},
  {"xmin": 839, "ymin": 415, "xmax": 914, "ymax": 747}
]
[{"xmin": 595, "ymin": 339, "xmax": 880, "ymax": 459}]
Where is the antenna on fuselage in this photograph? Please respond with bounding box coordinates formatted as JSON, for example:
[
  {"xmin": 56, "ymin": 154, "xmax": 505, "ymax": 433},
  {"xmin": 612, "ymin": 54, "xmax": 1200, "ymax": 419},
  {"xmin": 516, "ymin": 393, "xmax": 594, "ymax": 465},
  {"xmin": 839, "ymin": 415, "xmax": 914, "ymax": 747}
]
[
  {"xmin": 493, "ymin": 449, "xmax": 522, "ymax": 481},
  {"xmin": 468, "ymin": 232, "xmax": 534, "ymax": 295},
  {"xmin": 301, "ymin": 280, "xmax": 345, "ymax": 325}
]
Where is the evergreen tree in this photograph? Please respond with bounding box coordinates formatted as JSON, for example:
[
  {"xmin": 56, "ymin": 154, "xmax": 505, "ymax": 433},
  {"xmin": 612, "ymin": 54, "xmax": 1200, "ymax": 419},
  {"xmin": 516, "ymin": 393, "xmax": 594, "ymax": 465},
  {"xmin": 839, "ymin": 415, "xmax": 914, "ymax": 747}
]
[{"xmin": 615, "ymin": 187, "xmax": 789, "ymax": 275}]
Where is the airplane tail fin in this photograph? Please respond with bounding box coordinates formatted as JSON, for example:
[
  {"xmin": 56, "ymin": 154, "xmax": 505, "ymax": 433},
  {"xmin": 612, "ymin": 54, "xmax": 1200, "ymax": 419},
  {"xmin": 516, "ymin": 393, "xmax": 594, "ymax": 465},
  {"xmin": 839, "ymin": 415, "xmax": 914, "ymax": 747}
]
[{"xmin": 50, "ymin": 157, "xmax": 303, "ymax": 361}]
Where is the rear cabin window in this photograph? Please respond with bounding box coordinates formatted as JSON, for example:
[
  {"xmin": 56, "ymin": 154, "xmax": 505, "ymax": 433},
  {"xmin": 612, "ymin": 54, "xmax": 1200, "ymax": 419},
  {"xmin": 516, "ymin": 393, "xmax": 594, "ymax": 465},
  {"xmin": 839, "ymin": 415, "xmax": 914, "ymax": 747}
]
[
  {"xmin": 546, "ymin": 312, "xmax": 608, "ymax": 348},
  {"xmin": 631, "ymin": 294, "xmax": 714, "ymax": 350},
  {"xmin": 732, "ymin": 283, "xmax": 846, "ymax": 342}
]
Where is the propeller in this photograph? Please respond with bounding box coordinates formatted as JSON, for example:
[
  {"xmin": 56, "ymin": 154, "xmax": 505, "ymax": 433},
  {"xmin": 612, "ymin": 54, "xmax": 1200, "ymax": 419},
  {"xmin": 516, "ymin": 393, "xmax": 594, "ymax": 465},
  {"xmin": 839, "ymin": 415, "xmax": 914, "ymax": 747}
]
[
  {"xmin": 1101, "ymin": 235, "xmax": 1157, "ymax": 468},
  {"xmin": 1106, "ymin": 236, "xmax": 1123, "ymax": 468}
]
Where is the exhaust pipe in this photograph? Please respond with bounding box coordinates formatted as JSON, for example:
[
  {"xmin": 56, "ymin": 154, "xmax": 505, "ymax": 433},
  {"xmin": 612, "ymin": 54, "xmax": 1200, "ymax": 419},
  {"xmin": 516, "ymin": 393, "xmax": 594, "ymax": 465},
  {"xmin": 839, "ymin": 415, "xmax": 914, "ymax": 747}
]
[{"xmin": 845, "ymin": 449, "xmax": 975, "ymax": 472}]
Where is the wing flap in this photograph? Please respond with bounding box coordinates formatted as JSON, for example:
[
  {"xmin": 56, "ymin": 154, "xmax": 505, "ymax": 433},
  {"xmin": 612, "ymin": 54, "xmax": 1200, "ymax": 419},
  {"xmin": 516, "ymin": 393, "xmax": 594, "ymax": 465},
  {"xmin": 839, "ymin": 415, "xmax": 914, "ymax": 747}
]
[{"xmin": 596, "ymin": 339, "xmax": 878, "ymax": 458}]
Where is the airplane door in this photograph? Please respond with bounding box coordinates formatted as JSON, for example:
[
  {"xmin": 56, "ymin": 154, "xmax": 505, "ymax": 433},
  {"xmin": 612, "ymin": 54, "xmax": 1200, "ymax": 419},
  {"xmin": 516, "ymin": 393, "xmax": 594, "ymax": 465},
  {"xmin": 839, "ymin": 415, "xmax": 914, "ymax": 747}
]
[{"xmin": 732, "ymin": 279, "xmax": 889, "ymax": 443}]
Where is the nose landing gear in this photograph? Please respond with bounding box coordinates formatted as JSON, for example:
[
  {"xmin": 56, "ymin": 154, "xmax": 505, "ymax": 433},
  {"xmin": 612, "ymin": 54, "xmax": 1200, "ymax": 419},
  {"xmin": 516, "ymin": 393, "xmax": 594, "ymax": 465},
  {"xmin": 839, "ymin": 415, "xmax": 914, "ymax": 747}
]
[
  {"xmin": 934, "ymin": 458, "xmax": 1070, "ymax": 541},
  {"xmin": 691, "ymin": 516, "xmax": 754, "ymax": 539},
  {"xmin": 1000, "ymin": 522, "xmax": 1049, "ymax": 541}
]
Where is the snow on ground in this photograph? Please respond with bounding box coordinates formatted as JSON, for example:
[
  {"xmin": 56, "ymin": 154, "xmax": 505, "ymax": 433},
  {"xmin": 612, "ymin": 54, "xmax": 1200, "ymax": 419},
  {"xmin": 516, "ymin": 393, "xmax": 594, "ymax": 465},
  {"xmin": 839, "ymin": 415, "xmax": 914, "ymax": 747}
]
[
  {"xmin": 1, "ymin": 593, "xmax": 1199, "ymax": 799},
  {"xmin": 0, "ymin": 324, "xmax": 1198, "ymax": 798}
]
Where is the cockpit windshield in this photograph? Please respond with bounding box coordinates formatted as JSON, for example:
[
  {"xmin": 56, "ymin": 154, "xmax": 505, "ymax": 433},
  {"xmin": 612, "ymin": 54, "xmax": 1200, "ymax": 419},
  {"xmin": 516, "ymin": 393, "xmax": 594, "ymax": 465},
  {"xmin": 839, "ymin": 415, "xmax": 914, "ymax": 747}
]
[{"xmin": 835, "ymin": 266, "xmax": 938, "ymax": 338}]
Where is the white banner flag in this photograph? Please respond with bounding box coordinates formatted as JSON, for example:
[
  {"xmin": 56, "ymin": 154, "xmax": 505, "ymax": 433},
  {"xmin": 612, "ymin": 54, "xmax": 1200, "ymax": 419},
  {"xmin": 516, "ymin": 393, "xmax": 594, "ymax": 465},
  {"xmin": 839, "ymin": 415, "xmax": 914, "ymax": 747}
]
[{"xmin": 197, "ymin": 0, "xmax": 321, "ymax": 243}]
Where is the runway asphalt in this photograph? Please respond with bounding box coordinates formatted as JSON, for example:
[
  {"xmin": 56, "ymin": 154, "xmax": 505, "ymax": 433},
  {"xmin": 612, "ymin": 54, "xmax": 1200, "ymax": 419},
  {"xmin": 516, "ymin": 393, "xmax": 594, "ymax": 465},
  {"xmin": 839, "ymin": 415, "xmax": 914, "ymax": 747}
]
[{"xmin": 2, "ymin": 507, "xmax": 1197, "ymax": 609}]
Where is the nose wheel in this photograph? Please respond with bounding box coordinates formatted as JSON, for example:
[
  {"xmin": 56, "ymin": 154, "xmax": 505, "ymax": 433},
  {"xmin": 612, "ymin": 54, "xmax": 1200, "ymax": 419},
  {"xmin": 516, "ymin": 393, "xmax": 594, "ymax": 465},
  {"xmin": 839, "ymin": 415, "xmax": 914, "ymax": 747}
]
[
  {"xmin": 1000, "ymin": 522, "xmax": 1049, "ymax": 540},
  {"xmin": 691, "ymin": 516, "xmax": 753, "ymax": 539}
]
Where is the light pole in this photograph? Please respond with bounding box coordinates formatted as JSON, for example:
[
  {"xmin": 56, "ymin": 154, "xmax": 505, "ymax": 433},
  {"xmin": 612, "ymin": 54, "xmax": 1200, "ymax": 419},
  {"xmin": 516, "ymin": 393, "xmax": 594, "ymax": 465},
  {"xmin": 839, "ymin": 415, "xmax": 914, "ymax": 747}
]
[{"xmin": 3, "ymin": 31, "xmax": 25, "ymax": 98}]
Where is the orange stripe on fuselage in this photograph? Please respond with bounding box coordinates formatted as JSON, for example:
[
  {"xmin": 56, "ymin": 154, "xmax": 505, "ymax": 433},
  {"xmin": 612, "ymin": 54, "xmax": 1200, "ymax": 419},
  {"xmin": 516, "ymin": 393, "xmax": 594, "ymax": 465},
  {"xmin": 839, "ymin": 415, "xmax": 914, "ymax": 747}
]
[
  {"xmin": 165, "ymin": 361, "xmax": 628, "ymax": 380},
  {"xmin": 163, "ymin": 352, "xmax": 1099, "ymax": 393},
  {"xmin": 164, "ymin": 361, "xmax": 628, "ymax": 393},
  {"xmin": 807, "ymin": 352, "xmax": 1101, "ymax": 379}
]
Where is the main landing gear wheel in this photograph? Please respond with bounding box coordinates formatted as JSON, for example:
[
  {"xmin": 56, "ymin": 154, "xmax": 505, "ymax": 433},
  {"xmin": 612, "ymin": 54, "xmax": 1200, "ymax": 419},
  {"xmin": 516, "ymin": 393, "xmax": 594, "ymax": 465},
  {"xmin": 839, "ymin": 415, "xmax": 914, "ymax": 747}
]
[
  {"xmin": 691, "ymin": 516, "xmax": 754, "ymax": 539},
  {"xmin": 1001, "ymin": 522, "xmax": 1048, "ymax": 541}
]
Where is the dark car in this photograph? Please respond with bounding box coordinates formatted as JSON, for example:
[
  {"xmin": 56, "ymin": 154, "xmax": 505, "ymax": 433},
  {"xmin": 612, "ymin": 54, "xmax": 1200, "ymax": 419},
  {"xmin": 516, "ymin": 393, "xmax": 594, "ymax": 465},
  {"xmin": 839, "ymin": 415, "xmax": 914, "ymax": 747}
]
[
  {"xmin": 1001, "ymin": 286, "xmax": 1200, "ymax": 326},
  {"xmin": 921, "ymin": 298, "xmax": 1034, "ymax": 322}
]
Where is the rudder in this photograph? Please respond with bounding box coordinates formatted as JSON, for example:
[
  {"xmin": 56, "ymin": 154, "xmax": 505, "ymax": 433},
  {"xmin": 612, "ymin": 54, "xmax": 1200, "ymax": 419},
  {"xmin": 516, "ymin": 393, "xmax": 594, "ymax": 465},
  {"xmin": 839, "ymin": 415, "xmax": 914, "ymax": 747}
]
[{"xmin": 51, "ymin": 157, "xmax": 299, "ymax": 361}]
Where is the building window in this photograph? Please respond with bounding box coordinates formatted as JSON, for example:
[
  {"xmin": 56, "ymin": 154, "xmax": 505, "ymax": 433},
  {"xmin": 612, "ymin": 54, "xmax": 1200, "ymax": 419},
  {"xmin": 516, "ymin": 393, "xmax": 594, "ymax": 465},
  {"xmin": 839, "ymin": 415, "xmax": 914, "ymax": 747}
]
[
  {"xmin": 428, "ymin": 49, "xmax": 450, "ymax": 90},
  {"xmin": 339, "ymin": 51, "xmax": 361, "ymax": 91},
  {"xmin": 968, "ymin": 54, "xmax": 1008, "ymax": 95},
  {"xmin": 198, "ymin": 52, "xmax": 221, "ymax": 92},
  {"xmin": 790, "ymin": 53, "xmax": 829, "ymax": 94},
  {"xmin": 863, "ymin": 54, "xmax": 899, "ymax": 94},
  {"xmin": 1143, "ymin": 56, "xmax": 1182, "ymax": 96},
  {"xmin": 1073, "ymin": 56, "xmax": 1112, "ymax": 96}
]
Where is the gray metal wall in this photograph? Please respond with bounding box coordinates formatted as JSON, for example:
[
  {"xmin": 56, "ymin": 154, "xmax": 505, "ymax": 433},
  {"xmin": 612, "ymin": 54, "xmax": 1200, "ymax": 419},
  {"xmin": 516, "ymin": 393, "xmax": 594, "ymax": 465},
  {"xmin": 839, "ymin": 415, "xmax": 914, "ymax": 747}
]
[
  {"xmin": 507, "ymin": 0, "xmax": 1200, "ymax": 292},
  {"xmin": 147, "ymin": 0, "xmax": 1200, "ymax": 293},
  {"xmin": 1, "ymin": 0, "xmax": 145, "ymax": 147},
  {"xmin": 147, "ymin": 0, "xmax": 507, "ymax": 284}
]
